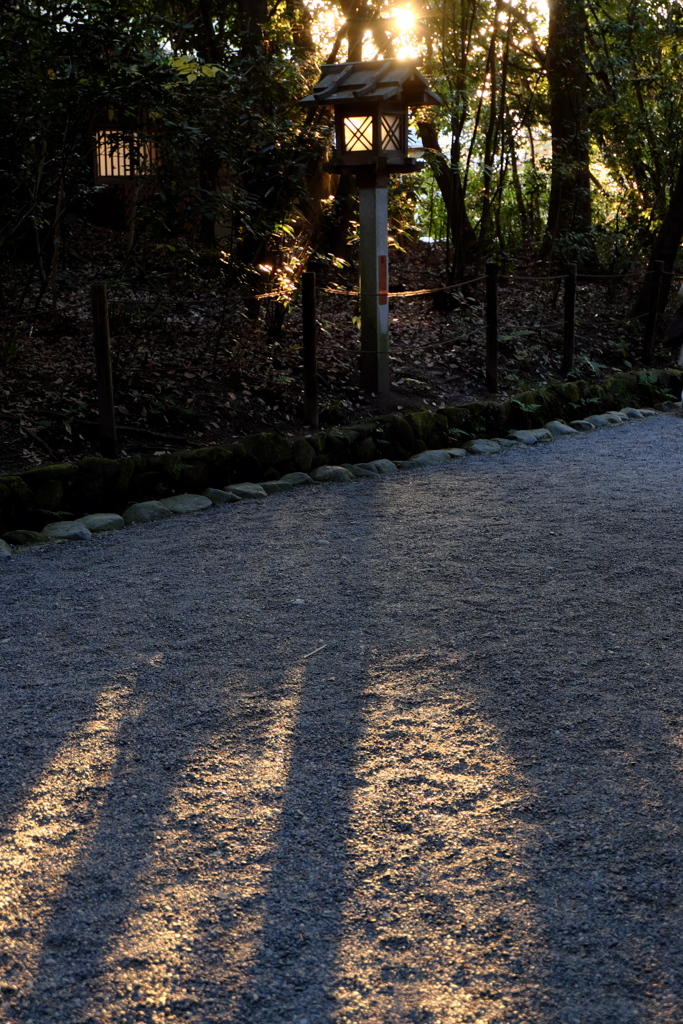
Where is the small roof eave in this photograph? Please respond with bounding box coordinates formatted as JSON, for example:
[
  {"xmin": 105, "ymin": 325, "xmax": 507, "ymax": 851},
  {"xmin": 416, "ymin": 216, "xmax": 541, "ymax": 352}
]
[{"xmin": 300, "ymin": 58, "xmax": 442, "ymax": 108}]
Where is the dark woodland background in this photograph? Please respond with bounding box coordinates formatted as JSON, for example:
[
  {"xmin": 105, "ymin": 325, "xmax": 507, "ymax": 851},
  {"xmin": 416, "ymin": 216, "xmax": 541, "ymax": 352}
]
[{"xmin": 2, "ymin": 0, "xmax": 683, "ymax": 473}]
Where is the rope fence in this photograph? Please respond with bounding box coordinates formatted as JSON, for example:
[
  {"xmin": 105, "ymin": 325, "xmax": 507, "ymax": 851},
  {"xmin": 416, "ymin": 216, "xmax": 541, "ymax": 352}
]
[{"xmin": 293, "ymin": 259, "xmax": 676, "ymax": 426}]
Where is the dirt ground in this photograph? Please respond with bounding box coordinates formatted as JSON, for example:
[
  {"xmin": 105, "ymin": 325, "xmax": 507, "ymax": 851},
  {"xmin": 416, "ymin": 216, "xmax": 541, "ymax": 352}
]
[{"xmin": 0, "ymin": 224, "xmax": 678, "ymax": 476}]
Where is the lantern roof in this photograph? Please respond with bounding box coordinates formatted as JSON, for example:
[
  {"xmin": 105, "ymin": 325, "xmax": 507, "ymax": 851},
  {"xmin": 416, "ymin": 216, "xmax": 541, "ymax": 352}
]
[{"xmin": 301, "ymin": 59, "xmax": 441, "ymax": 108}]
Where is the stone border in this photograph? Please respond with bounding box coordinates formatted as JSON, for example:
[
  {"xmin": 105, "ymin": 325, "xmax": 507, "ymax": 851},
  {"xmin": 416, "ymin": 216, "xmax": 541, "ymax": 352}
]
[
  {"xmin": 0, "ymin": 402, "xmax": 670, "ymax": 559},
  {"xmin": 1, "ymin": 367, "xmax": 681, "ymax": 544}
]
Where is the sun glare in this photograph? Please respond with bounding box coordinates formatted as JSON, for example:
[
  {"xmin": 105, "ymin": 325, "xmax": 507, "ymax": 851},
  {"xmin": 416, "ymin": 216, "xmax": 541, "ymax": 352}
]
[
  {"xmin": 390, "ymin": 6, "xmax": 420, "ymax": 60},
  {"xmin": 392, "ymin": 6, "xmax": 416, "ymax": 32}
]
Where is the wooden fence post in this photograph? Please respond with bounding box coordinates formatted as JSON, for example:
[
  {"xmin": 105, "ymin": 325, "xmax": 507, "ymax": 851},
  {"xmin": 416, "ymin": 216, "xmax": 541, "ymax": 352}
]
[
  {"xmin": 485, "ymin": 262, "xmax": 498, "ymax": 393},
  {"xmin": 562, "ymin": 263, "xmax": 577, "ymax": 376},
  {"xmin": 90, "ymin": 283, "xmax": 117, "ymax": 459},
  {"xmin": 302, "ymin": 271, "xmax": 318, "ymax": 428},
  {"xmin": 642, "ymin": 259, "xmax": 664, "ymax": 366}
]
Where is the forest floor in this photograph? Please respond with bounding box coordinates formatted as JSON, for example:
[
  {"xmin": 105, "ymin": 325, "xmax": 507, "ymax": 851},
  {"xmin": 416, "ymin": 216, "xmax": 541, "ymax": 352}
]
[{"xmin": 0, "ymin": 224, "xmax": 679, "ymax": 476}]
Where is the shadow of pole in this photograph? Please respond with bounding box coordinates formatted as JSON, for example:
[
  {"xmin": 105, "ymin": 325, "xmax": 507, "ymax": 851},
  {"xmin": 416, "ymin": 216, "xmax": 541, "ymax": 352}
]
[{"xmin": 232, "ymin": 643, "xmax": 369, "ymax": 1023}]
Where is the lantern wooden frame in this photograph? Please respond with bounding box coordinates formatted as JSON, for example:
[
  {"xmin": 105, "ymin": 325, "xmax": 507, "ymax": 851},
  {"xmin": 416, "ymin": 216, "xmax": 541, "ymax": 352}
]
[{"xmin": 302, "ymin": 59, "xmax": 440, "ymax": 175}]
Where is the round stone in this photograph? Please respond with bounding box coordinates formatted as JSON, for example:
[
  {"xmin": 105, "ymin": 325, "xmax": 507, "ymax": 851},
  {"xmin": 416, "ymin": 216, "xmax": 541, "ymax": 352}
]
[
  {"xmin": 1, "ymin": 530, "xmax": 44, "ymax": 546},
  {"xmin": 159, "ymin": 493, "xmax": 213, "ymax": 514},
  {"xmin": 122, "ymin": 501, "xmax": 174, "ymax": 526},
  {"xmin": 410, "ymin": 449, "xmax": 454, "ymax": 465},
  {"xmin": 42, "ymin": 521, "xmax": 91, "ymax": 541},
  {"xmin": 224, "ymin": 483, "xmax": 268, "ymax": 499},
  {"xmin": 364, "ymin": 459, "xmax": 399, "ymax": 475},
  {"xmin": 544, "ymin": 420, "xmax": 578, "ymax": 438},
  {"xmin": 75, "ymin": 513, "xmax": 125, "ymax": 534},
  {"xmin": 310, "ymin": 466, "xmax": 355, "ymax": 483},
  {"xmin": 465, "ymin": 439, "xmax": 502, "ymax": 455},
  {"xmin": 203, "ymin": 487, "xmax": 241, "ymax": 505},
  {"xmin": 586, "ymin": 414, "xmax": 616, "ymax": 428},
  {"xmin": 507, "ymin": 430, "xmax": 539, "ymax": 445},
  {"xmin": 279, "ymin": 472, "xmax": 314, "ymax": 487},
  {"xmin": 261, "ymin": 480, "xmax": 294, "ymax": 495}
]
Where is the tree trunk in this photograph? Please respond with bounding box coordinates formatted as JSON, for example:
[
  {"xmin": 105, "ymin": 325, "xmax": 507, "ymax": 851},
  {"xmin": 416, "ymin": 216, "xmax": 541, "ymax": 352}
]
[
  {"xmin": 541, "ymin": 0, "xmax": 594, "ymax": 265},
  {"xmin": 418, "ymin": 119, "xmax": 478, "ymax": 277},
  {"xmin": 235, "ymin": 0, "xmax": 268, "ymax": 52},
  {"xmin": 630, "ymin": 148, "xmax": 683, "ymax": 328}
]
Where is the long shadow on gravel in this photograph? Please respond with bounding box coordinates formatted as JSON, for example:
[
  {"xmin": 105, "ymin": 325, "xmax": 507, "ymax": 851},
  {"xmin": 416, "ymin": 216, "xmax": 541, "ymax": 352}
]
[
  {"xmin": 0, "ymin": 616, "xmax": 109, "ymax": 833},
  {"xmin": 5, "ymin": 490, "xmax": 373, "ymax": 1024},
  {"xmin": 230, "ymin": 652, "xmax": 369, "ymax": 1024},
  {"xmin": 6, "ymin": 421, "xmax": 683, "ymax": 1024}
]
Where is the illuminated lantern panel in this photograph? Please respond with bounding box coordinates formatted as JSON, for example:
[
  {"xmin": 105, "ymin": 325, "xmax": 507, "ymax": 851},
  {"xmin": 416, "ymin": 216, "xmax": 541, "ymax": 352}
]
[
  {"xmin": 380, "ymin": 114, "xmax": 404, "ymax": 152},
  {"xmin": 344, "ymin": 115, "xmax": 374, "ymax": 152},
  {"xmin": 95, "ymin": 130, "xmax": 156, "ymax": 178}
]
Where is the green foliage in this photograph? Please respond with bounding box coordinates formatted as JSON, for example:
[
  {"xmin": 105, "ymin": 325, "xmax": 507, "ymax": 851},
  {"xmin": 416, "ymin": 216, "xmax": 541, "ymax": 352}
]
[
  {"xmin": 0, "ymin": 0, "xmax": 327, "ymax": 317},
  {"xmin": 510, "ymin": 397, "xmax": 541, "ymax": 414},
  {"xmin": 3, "ymin": 0, "xmax": 683, "ymax": 320}
]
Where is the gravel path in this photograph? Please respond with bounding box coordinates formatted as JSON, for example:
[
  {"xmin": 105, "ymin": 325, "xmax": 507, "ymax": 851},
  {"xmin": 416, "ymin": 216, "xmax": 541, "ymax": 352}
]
[{"xmin": 1, "ymin": 414, "xmax": 683, "ymax": 1024}]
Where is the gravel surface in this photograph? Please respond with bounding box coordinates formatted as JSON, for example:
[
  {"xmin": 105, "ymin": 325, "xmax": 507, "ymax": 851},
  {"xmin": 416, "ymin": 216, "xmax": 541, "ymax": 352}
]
[{"xmin": 1, "ymin": 414, "xmax": 683, "ymax": 1024}]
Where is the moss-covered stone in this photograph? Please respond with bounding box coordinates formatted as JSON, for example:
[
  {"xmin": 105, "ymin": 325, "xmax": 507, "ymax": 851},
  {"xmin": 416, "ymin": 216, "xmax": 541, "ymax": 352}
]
[
  {"xmin": 291, "ymin": 437, "xmax": 315, "ymax": 472},
  {"xmin": 404, "ymin": 407, "xmax": 436, "ymax": 440},
  {"xmin": 242, "ymin": 433, "xmax": 291, "ymax": 470},
  {"xmin": 403, "ymin": 408, "xmax": 449, "ymax": 449},
  {"xmin": 2, "ymin": 529, "xmax": 44, "ymax": 546},
  {"xmin": 66, "ymin": 456, "xmax": 137, "ymax": 514},
  {"xmin": 223, "ymin": 443, "xmax": 262, "ymax": 484},
  {"xmin": 305, "ymin": 432, "xmax": 327, "ymax": 453},
  {"xmin": 0, "ymin": 475, "xmax": 35, "ymax": 534},
  {"xmin": 176, "ymin": 446, "xmax": 234, "ymax": 487},
  {"xmin": 600, "ymin": 369, "xmax": 676, "ymax": 411},
  {"xmin": 325, "ymin": 425, "xmax": 375, "ymax": 462},
  {"xmin": 353, "ymin": 436, "xmax": 376, "ymax": 462},
  {"xmin": 377, "ymin": 414, "xmax": 416, "ymax": 459},
  {"xmin": 20, "ymin": 462, "xmax": 78, "ymax": 511},
  {"xmin": 323, "ymin": 428, "xmax": 354, "ymax": 464},
  {"xmin": 129, "ymin": 470, "xmax": 174, "ymax": 501}
]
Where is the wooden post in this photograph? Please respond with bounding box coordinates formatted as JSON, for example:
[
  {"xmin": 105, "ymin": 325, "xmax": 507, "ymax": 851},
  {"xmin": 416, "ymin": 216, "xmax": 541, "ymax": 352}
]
[
  {"xmin": 485, "ymin": 262, "xmax": 498, "ymax": 393},
  {"xmin": 90, "ymin": 283, "xmax": 117, "ymax": 459},
  {"xmin": 302, "ymin": 271, "xmax": 319, "ymax": 428},
  {"xmin": 643, "ymin": 259, "xmax": 664, "ymax": 366},
  {"xmin": 562, "ymin": 263, "xmax": 577, "ymax": 376},
  {"xmin": 358, "ymin": 170, "xmax": 390, "ymax": 394}
]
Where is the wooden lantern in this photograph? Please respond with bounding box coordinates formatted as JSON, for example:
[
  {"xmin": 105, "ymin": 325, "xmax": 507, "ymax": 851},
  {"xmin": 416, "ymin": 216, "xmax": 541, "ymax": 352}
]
[
  {"xmin": 302, "ymin": 60, "xmax": 441, "ymax": 394},
  {"xmin": 302, "ymin": 59, "xmax": 440, "ymax": 179}
]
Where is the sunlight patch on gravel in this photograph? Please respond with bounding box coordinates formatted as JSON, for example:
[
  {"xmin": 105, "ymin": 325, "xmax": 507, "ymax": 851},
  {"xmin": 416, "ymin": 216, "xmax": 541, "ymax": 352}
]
[
  {"xmin": 0, "ymin": 683, "xmax": 140, "ymax": 1006},
  {"xmin": 335, "ymin": 652, "xmax": 537, "ymax": 1024},
  {"xmin": 83, "ymin": 665, "xmax": 306, "ymax": 1024}
]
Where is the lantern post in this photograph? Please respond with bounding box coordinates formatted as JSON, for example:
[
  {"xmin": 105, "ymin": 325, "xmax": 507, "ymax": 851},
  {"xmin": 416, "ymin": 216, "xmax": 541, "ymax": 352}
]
[
  {"xmin": 302, "ymin": 60, "xmax": 440, "ymax": 394},
  {"xmin": 358, "ymin": 165, "xmax": 390, "ymax": 391}
]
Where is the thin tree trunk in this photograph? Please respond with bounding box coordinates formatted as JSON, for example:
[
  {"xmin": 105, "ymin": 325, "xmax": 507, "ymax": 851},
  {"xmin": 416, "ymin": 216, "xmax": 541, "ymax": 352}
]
[
  {"xmin": 479, "ymin": 8, "xmax": 502, "ymax": 245},
  {"xmin": 418, "ymin": 119, "xmax": 478, "ymax": 277}
]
